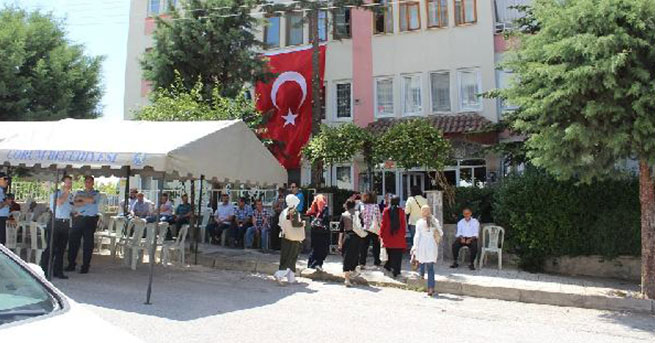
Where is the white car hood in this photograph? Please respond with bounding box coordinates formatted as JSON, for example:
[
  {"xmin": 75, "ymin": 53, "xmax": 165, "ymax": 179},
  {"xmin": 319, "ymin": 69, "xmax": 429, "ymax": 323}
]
[{"xmin": 1, "ymin": 298, "xmax": 142, "ymax": 342}]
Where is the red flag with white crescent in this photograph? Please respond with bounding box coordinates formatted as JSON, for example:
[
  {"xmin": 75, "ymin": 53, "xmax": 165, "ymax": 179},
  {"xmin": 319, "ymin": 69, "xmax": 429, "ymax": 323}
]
[{"xmin": 256, "ymin": 45, "xmax": 326, "ymax": 169}]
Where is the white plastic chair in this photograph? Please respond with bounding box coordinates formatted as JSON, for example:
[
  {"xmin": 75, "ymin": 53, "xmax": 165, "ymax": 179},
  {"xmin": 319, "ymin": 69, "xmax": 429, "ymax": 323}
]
[
  {"xmin": 200, "ymin": 211, "xmax": 211, "ymax": 243},
  {"xmin": 161, "ymin": 224, "xmax": 189, "ymax": 267},
  {"xmin": 103, "ymin": 216, "xmax": 127, "ymax": 258},
  {"xmin": 479, "ymin": 225, "xmax": 505, "ymax": 270},
  {"xmin": 5, "ymin": 221, "xmax": 22, "ymax": 257},
  {"xmin": 28, "ymin": 222, "xmax": 47, "ymax": 265},
  {"xmin": 116, "ymin": 218, "xmax": 147, "ymax": 270}
]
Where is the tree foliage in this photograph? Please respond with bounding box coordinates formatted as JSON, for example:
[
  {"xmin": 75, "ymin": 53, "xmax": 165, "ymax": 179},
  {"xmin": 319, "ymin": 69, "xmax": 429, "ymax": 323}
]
[
  {"xmin": 134, "ymin": 73, "xmax": 264, "ymax": 130},
  {"xmin": 141, "ymin": 0, "xmax": 271, "ymax": 100},
  {"xmin": 497, "ymin": 0, "xmax": 655, "ymax": 181},
  {"xmin": 0, "ymin": 7, "xmax": 104, "ymax": 120},
  {"xmin": 302, "ymin": 123, "xmax": 374, "ymax": 166},
  {"xmin": 375, "ymin": 119, "xmax": 451, "ymax": 171}
]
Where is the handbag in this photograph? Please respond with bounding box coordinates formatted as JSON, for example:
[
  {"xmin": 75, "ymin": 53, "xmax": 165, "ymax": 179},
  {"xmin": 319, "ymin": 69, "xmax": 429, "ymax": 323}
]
[
  {"xmin": 379, "ymin": 244, "xmax": 388, "ymax": 262},
  {"xmin": 351, "ymin": 211, "xmax": 368, "ymax": 238}
]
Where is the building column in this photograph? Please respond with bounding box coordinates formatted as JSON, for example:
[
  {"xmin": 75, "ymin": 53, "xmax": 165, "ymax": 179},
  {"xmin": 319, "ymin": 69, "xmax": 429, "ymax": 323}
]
[{"xmin": 351, "ymin": 8, "xmax": 374, "ymax": 128}]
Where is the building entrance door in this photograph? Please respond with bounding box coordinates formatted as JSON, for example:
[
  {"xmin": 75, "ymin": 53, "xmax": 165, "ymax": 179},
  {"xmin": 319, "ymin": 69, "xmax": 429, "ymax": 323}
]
[{"xmin": 401, "ymin": 172, "xmax": 425, "ymax": 202}]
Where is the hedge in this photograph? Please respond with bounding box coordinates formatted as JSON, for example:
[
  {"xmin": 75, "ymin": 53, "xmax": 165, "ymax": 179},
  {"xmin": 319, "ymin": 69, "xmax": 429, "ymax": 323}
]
[
  {"xmin": 493, "ymin": 169, "xmax": 641, "ymax": 272},
  {"xmin": 443, "ymin": 169, "xmax": 641, "ymax": 272}
]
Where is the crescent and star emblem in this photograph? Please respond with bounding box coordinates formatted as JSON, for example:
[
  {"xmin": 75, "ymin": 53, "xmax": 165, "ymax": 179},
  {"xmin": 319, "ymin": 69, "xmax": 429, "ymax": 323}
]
[{"xmin": 270, "ymin": 71, "xmax": 308, "ymax": 127}]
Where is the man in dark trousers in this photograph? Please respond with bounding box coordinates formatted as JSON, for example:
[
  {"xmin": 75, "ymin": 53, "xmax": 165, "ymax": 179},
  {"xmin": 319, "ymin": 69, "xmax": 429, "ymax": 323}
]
[
  {"xmin": 66, "ymin": 175, "xmax": 100, "ymax": 274},
  {"xmin": 0, "ymin": 172, "xmax": 9, "ymax": 245},
  {"xmin": 450, "ymin": 207, "xmax": 480, "ymax": 270},
  {"xmin": 42, "ymin": 175, "xmax": 74, "ymax": 279}
]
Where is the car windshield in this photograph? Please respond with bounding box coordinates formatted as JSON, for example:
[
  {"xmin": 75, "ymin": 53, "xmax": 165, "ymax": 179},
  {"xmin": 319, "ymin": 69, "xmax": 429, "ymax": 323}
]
[{"xmin": 0, "ymin": 251, "xmax": 59, "ymax": 325}]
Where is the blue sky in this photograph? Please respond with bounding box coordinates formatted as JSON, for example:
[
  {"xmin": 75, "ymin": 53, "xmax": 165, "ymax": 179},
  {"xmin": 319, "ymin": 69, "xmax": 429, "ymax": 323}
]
[{"xmin": 1, "ymin": 0, "xmax": 130, "ymax": 119}]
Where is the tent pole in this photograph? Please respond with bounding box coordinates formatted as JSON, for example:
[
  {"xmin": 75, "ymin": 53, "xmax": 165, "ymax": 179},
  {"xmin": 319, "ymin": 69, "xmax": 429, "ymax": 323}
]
[
  {"xmin": 123, "ymin": 166, "xmax": 131, "ymax": 215},
  {"xmin": 6, "ymin": 166, "xmax": 11, "ymax": 193},
  {"xmin": 190, "ymin": 179, "xmax": 196, "ymax": 254},
  {"xmin": 194, "ymin": 175, "xmax": 204, "ymax": 265},
  {"xmin": 46, "ymin": 169, "xmax": 60, "ymax": 281},
  {"xmin": 145, "ymin": 172, "xmax": 164, "ymax": 305}
]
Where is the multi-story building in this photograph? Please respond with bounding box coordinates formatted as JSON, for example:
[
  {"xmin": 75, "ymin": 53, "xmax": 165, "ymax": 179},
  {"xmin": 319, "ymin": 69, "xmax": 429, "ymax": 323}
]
[{"xmin": 124, "ymin": 0, "xmax": 528, "ymax": 201}]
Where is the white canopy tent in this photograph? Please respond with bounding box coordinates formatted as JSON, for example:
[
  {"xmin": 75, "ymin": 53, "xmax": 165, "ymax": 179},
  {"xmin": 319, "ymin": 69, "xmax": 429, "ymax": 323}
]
[
  {"xmin": 0, "ymin": 119, "xmax": 286, "ymax": 185},
  {"xmin": 0, "ymin": 118, "xmax": 287, "ymax": 304}
]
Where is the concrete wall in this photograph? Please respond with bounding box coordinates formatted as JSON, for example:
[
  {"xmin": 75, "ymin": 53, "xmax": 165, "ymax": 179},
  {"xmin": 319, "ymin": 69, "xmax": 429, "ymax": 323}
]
[
  {"xmin": 544, "ymin": 255, "xmax": 641, "ymax": 282},
  {"xmin": 124, "ymin": 0, "xmax": 154, "ymax": 119}
]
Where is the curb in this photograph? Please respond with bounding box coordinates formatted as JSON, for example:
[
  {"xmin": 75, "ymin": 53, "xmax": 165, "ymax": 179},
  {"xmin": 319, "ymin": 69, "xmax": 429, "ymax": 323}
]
[{"xmin": 191, "ymin": 252, "xmax": 655, "ymax": 315}]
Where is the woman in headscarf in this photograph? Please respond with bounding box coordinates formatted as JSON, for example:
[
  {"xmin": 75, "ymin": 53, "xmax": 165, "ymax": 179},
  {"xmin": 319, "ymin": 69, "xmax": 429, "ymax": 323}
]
[
  {"xmin": 379, "ymin": 196, "xmax": 407, "ymax": 278},
  {"xmin": 273, "ymin": 194, "xmax": 306, "ymax": 285},
  {"xmin": 306, "ymin": 194, "xmax": 330, "ymax": 271},
  {"xmin": 338, "ymin": 199, "xmax": 364, "ymax": 287},
  {"xmin": 411, "ymin": 205, "xmax": 443, "ymax": 297}
]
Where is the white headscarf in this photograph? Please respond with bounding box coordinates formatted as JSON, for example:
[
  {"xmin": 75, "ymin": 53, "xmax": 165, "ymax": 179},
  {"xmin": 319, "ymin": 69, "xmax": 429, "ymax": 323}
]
[{"xmin": 285, "ymin": 194, "xmax": 300, "ymax": 209}]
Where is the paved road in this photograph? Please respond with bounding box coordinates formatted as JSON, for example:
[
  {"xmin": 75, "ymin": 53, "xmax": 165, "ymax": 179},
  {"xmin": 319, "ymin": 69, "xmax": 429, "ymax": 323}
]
[{"xmin": 53, "ymin": 256, "xmax": 655, "ymax": 343}]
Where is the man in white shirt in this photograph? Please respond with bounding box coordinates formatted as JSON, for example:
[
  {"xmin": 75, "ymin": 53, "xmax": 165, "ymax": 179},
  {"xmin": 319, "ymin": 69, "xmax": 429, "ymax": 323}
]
[
  {"xmin": 450, "ymin": 207, "xmax": 480, "ymax": 270},
  {"xmin": 207, "ymin": 193, "xmax": 235, "ymax": 245}
]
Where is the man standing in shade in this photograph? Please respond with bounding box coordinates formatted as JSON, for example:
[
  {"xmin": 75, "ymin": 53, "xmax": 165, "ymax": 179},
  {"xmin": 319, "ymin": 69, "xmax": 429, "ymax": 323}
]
[
  {"xmin": 0, "ymin": 172, "xmax": 9, "ymax": 245},
  {"xmin": 289, "ymin": 183, "xmax": 304, "ymax": 213},
  {"xmin": 42, "ymin": 175, "xmax": 74, "ymax": 279},
  {"xmin": 66, "ymin": 175, "xmax": 100, "ymax": 274}
]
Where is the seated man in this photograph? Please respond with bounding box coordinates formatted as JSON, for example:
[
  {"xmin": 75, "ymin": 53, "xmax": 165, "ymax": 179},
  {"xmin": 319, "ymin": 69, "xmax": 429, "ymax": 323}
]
[
  {"xmin": 158, "ymin": 193, "xmax": 174, "ymax": 223},
  {"xmin": 7, "ymin": 194, "xmax": 20, "ymax": 218},
  {"xmin": 232, "ymin": 197, "xmax": 253, "ymax": 248},
  {"xmin": 173, "ymin": 194, "xmax": 192, "ymax": 237},
  {"xmin": 119, "ymin": 188, "xmax": 138, "ymax": 215},
  {"xmin": 206, "ymin": 194, "xmax": 234, "ymax": 245},
  {"xmin": 450, "ymin": 207, "xmax": 480, "ymax": 270},
  {"xmin": 246, "ymin": 199, "xmax": 270, "ymax": 250},
  {"xmin": 131, "ymin": 192, "xmax": 154, "ymax": 221}
]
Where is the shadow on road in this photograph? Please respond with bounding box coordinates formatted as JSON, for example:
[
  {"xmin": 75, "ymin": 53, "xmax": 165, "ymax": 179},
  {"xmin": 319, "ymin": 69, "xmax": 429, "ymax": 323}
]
[
  {"xmin": 52, "ymin": 255, "xmax": 317, "ymax": 321},
  {"xmin": 597, "ymin": 311, "xmax": 655, "ymax": 333}
]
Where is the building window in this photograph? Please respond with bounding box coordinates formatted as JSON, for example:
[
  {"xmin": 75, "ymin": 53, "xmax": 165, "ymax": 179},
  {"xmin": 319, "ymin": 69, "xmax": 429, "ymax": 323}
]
[
  {"xmin": 402, "ymin": 74, "xmax": 422, "ymax": 116},
  {"xmin": 375, "ymin": 77, "xmax": 394, "ymax": 117},
  {"xmin": 148, "ymin": 0, "xmax": 161, "ymax": 16},
  {"xmin": 497, "ymin": 70, "xmax": 518, "ymax": 112},
  {"xmin": 334, "ymin": 8, "xmax": 351, "ymax": 39},
  {"xmin": 286, "ymin": 12, "xmax": 303, "ymax": 46},
  {"xmin": 148, "ymin": 0, "xmax": 176, "ymax": 16},
  {"xmin": 458, "ymin": 68, "xmax": 482, "ymax": 111},
  {"xmin": 455, "ymin": 0, "xmax": 477, "ymax": 25},
  {"xmin": 427, "ymin": 0, "xmax": 448, "ymax": 28},
  {"xmin": 374, "ymin": 0, "xmax": 394, "ymax": 34},
  {"xmin": 430, "ymin": 71, "xmax": 450, "ymax": 113},
  {"xmin": 335, "ymin": 82, "xmax": 352, "ymax": 119},
  {"xmin": 318, "ymin": 10, "xmax": 328, "ymax": 42},
  {"xmin": 400, "ymin": 1, "xmax": 421, "ymax": 31},
  {"xmin": 459, "ymin": 159, "xmax": 486, "ymax": 187},
  {"xmin": 264, "ymin": 16, "xmax": 281, "ymax": 49},
  {"xmin": 335, "ymin": 165, "xmax": 353, "ymax": 190}
]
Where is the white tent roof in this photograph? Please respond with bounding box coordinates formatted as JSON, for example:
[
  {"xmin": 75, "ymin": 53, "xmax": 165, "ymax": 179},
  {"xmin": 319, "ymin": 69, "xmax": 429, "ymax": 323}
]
[{"xmin": 0, "ymin": 119, "xmax": 286, "ymax": 186}]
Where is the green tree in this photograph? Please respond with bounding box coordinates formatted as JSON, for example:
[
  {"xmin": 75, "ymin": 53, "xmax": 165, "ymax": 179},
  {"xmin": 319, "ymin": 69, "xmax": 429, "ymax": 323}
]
[
  {"xmin": 141, "ymin": 0, "xmax": 271, "ymax": 100},
  {"xmin": 303, "ymin": 123, "xmax": 376, "ymax": 187},
  {"xmin": 0, "ymin": 7, "xmax": 104, "ymax": 120},
  {"xmin": 134, "ymin": 74, "xmax": 265, "ymax": 131},
  {"xmin": 496, "ymin": 0, "xmax": 655, "ymax": 298}
]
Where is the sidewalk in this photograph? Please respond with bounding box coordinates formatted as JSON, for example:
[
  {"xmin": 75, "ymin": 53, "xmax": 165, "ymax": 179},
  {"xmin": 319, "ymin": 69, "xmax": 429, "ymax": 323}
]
[{"xmin": 189, "ymin": 244, "xmax": 655, "ymax": 314}]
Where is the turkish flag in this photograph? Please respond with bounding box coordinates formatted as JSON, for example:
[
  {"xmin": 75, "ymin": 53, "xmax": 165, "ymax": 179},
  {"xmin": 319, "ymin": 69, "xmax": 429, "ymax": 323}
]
[{"xmin": 256, "ymin": 46, "xmax": 326, "ymax": 169}]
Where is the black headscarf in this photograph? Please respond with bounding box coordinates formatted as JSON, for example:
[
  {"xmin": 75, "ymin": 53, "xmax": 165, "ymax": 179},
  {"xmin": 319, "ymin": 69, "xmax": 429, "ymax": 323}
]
[{"xmin": 389, "ymin": 196, "xmax": 401, "ymax": 235}]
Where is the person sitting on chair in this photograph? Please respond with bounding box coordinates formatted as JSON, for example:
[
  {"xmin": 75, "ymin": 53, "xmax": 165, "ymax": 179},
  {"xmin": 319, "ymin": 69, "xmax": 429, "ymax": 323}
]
[
  {"xmin": 207, "ymin": 194, "xmax": 234, "ymax": 245},
  {"xmin": 131, "ymin": 192, "xmax": 153, "ymax": 220},
  {"xmin": 450, "ymin": 207, "xmax": 480, "ymax": 270},
  {"xmin": 232, "ymin": 197, "xmax": 253, "ymax": 248},
  {"xmin": 173, "ymin": 194, "xmax": 192, "ymax": 236}
]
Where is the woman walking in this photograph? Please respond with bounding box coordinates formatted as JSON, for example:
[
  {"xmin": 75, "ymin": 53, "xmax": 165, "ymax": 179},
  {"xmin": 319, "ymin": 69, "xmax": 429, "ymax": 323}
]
[
  {"xmin": 379, "ymin": 196, "xmax": 407, "ymax": 278},
  {"xmin": 411, "ymin": 205, "xmax": 443, "ymax": 297},
  {"xmin": 359, "ymin": 192, "xmax": 382, "ymax": 268},
  {"xmin": 273, "ymin": 194, "xmax": 306, "ymax": 285},
  {"xmin": 307, "ymin": 194, "xmax": 330, "ymax": 271},
  {"xmin": 339, "ymin": 200, "xmax": 364, "ymax": 287}
]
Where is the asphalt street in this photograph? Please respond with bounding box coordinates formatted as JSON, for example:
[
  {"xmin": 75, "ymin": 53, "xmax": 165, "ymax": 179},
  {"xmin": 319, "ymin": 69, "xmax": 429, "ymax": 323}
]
[{"xmin": 53, "ymin": 256, "xmax": 655, "ymax": 343}]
